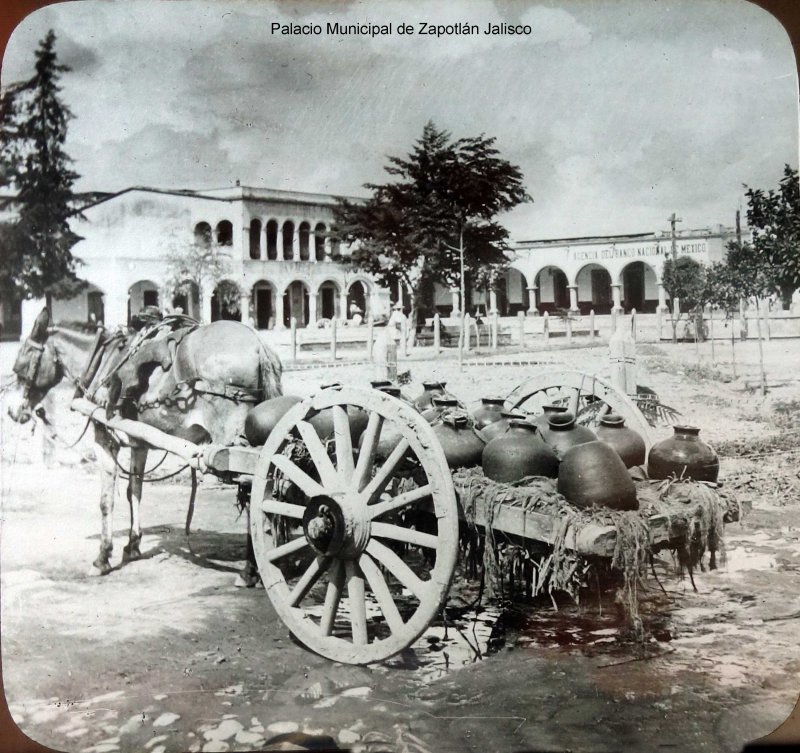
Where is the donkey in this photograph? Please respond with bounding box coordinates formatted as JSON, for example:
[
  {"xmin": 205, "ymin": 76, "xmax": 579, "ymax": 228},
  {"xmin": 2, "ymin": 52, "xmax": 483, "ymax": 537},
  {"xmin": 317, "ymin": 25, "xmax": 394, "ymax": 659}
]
[{"xmin": 8, "ymin": 308, "xmax": 283, "ymax": 577}]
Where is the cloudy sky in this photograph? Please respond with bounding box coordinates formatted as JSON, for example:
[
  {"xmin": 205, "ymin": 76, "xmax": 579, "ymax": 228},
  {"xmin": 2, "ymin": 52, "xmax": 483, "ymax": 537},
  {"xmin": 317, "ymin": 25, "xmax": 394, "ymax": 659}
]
[{"xmin": 2, "ymin": 0, "xmax": 797, "ymax": 240}]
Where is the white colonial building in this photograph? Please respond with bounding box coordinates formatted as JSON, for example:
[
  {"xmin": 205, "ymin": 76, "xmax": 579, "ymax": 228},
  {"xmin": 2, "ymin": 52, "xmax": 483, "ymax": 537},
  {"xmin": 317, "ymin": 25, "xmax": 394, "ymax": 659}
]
[{"xmin": 41, "ymin": 185, "xmax": 389, "ymax": 330}]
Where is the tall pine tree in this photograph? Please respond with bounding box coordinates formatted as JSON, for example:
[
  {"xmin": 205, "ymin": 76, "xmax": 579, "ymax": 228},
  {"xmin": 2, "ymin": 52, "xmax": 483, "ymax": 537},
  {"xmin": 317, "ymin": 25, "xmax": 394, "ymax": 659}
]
[{"xmin": 0, "ymin": 30, "xmax": 83, "ymax": 309}]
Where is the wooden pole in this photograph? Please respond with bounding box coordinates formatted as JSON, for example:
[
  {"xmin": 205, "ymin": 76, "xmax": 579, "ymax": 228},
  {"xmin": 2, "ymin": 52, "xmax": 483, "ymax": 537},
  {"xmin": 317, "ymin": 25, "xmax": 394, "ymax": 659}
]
[
  {"xmin": 517, "ymin": 310, "xmax": 525, "ymax": 349},
  {"xmin": 630, "ymin": 308, "xmax": 637, "ymax": 342},
  {"xmin": 709, "ymin": 305, "xmax": 715, "ymax": 364},
  {"xmin": 565, "ymin": 314, "xmax": 573, "ymax": 345},
  {"xmin": 464, "ymin": 313, "xmax": 472, "ymax": 353},
  {"xmin": 491, "ymin": 311, "xmax": 498, "ymax": 351},
  {"xmin": 367, "ymin": 315, "xmax": 374, "ymax": 362},
  {"xmin": 589, "ymin": 309, "xmax": 595, "ymax": 344},
  {"xmin": 754, "ymin": 298, "xmax": 767, "ymax": 396},
  {"xmin": 656, "ymin": 306, "xmax": 662, "ymax": 342},
  {"xmin": 611, "ymin": 308, "xmax": 618, "ymax": 336},
  {"xmin": 330, "ymin": 317, "xmax": 337, "ymax": 362},
  {"xmin": 290, "ymin": 317, "xmax": 297, "ymax": 363},
  {"xmin": 433, "ymin": 313, "xmax": 441, "ymax": 354},
  {"xmin": 400, "ymin": 320, "xmax": 408, "ymax": 358},
  {"xmin": 763, "ymin": 299, "xmax": 771, "ymax": 342}
]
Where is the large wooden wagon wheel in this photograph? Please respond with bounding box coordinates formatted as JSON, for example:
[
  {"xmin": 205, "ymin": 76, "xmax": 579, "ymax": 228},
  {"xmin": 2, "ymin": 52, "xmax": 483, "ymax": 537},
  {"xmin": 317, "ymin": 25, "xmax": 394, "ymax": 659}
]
[
  {"xmin": 505, "ymin": 370, "xmax": 655, "ymax": 447},
  {"xmin": 249, "ymin": 385, "xmax": 459, "ymax": 664}
]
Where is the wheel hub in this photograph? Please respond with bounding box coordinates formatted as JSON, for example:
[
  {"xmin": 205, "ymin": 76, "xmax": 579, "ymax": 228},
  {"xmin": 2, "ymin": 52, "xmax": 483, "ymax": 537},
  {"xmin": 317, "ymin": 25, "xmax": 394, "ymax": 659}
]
[{"xmin": 303, "ymin": 494, "xmax": 370, "ymax": 559}]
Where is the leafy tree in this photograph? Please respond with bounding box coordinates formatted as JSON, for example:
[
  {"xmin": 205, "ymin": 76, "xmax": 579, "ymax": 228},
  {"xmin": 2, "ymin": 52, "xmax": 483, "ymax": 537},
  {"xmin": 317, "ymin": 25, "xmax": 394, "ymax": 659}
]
[
  {"xmin": 661, "ymin": 256, "xmax": 707, "ymax": 343},
  {"xmin": 744, "ymin": 164, "xmax": 800, "ymax": 309},
  {"xmin": 164, "ymin": 232, "xmax": 235, "ymax": 323},
  {"xmin": 332, "ymin": 122, "xmax": 530, "ymax": 340},
  {"xmin": 0, "ymin": 30, "xmax": 84, "ymax": 308}
]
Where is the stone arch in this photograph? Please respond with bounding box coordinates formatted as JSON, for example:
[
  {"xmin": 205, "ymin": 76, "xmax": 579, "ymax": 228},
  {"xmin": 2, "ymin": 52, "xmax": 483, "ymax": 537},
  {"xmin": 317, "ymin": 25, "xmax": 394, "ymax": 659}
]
[
  {"xmin": 346, "ymin": 278, "xmax": 371, "ymax": 319},
  {"xmin": 249, "ymin": 219, "xmax": 262, "ymax": 259},
  {"xmin": 316, "ymin": 279, "xmax": 341, "ymax": 321},
  {"xmin": 194, "ymin": 222, "xmax": 212, "ymax": 247},
  {"xmin": 216, "ymin": 220, "xmax": 233, "ymax": 246},
  {"xmin": 283, "ymin": 279, "xmax": 310, "ymax": 327},
  {"xmin": 252, "ymin": 279, "xmax": 277, "ymax": 330},
  {"xmin": 534, "ymin": 265, "xmax": 569, "ymax": 313},
  {"xmin": 620, "ymin": 261, "xmax": 658, "ymax": 313},
  {"xmin": 211, "ymin": 279, "xmax": 242, "ymax": 322},
  {"xmin": 127, "ymin": 279, "xmax": 161, "ymax": 324},
  {"xmin": 282, "ymin": 221, "xmax": 295, "ymax": 260},
  {"xmin": 298, "ymin": 221, "xmax": 311, "ymax": 261},
  {"xmin": 575, "ymin": 263, "xmax": 613, "ymax": 315},
  {"xmin": 266, "ymin": 219, "xmax": 279, "ymax": 260},
  {"xmin": 500, "ymin": 267, "xmax": 530, "ymax": 315},
  {"xmin": 314, "ymin": 223, "xmax": 327, "ymax": 260}
]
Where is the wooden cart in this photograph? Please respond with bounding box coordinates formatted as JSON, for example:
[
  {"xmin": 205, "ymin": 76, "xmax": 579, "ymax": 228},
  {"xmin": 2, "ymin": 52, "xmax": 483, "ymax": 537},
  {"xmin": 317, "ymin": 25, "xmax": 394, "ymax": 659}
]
[{"xmin": 71, "ymin": 373, "xmax": 731, "ymax": 665}]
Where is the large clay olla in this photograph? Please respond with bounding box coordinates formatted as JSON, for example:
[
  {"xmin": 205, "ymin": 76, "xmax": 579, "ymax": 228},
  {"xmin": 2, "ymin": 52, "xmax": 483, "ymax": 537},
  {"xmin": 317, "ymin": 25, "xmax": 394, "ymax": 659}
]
[
  {"xmin": 482, "ymin": 420, "xmax": 558, "ymax": 482},
  {"xmin": 472, "ymin": 397, "xmax": 507, "ymax": 430},
  {"xmin": 596, "ymin": 413, "xmax": 647, "ymax": 468},
  {"xmin": 647, "ymin": 425, "xmax": 719, "ymax": 482},
  {"xmin": 244, "ymin": 395, "xmax": 302, "ymax": 446},
  {"xmin": 557, "ymin": 441, "xmax": 639, "ymax": 511},
  {"xmin": 432, "ymin": 414, "xmax": 485, "ymax": 469}
]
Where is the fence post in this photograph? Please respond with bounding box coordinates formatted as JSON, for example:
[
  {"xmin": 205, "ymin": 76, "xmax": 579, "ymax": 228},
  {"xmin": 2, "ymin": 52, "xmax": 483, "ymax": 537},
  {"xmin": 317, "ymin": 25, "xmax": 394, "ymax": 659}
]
[
  {"xmin": 656, "ymin": 306, "xmax": 662, "ymax": 342},
  {"xmin": 290, "ymin": 317, "xmax": 297, "ymax": 363},
  {"xmin": 589, "ymin": 309, "xmax": 596, "ymax": 344},
  {"xmin": 517, "ymin": 310, "xmax": 525, "ymax": 349},
  {"xmin": 433, "ymin": 313, "xmax": 441, "ymax": 354},
  {"xmin": 764, "ymin": 300, "xmax": 771, "ymax": 342},
  {"xmin": 366, "ymin": 315, "xmax": 374, "ymax": 362},
  {"xmin": 330, "ymin": 317, "xmax": 337, "ymax": 362},
  {"xmin": 709, "ymin": 305, "xmax": 715, "ymax": 364},
  {"xmin": 565, "ymin": 314, "xmax": 573, "ymax": 345},
  {"xmin": 387, "ymin": 338, "xmax": 398, "ymax": 383},
  {"xmin": 543, "ymin": 311, "xmax": 550, "ymax": 348},
  {"xmin": 630, "ymin": 308, "xmax": 637, "ymax": 342},
  {"xmin": 491, "ymin": 312, "xmax": 499, "ymax": 351},
  {"xmin": 464, "ymin": 313, "xmax": 472, "ymax": 353},
  {"xmin": 611, "ymin": 308, "xmax": 618, "ymax": 335}
]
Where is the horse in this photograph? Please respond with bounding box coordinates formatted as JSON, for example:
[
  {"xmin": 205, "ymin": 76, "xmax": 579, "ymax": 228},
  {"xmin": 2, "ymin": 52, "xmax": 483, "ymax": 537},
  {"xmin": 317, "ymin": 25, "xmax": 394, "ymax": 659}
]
[{"xmin": 7, "ymin": 307, "xmax": 283, "ymax": 579}]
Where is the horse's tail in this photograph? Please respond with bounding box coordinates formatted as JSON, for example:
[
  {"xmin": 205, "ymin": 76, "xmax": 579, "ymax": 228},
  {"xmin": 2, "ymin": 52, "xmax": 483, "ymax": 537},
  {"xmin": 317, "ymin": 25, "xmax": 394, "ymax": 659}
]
[{"xmin": 255, "ymin": 336, "xmax": 283, "ymax": 400}]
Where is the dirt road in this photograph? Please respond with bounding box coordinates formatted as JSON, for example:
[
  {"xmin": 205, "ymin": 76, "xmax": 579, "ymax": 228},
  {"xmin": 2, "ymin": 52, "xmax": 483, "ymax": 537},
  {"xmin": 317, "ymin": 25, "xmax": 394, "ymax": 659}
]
[{"xmin": 1, "ymin": 338, "xmax": 799, "ymax": 752}]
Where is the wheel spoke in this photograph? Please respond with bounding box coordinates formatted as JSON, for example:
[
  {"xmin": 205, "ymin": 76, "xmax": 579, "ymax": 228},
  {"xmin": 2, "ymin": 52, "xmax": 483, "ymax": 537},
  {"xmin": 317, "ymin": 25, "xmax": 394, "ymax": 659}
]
[
  {"xmin": 265, "ymin": 535, "xmax": 309, "ymax": 563},
  {"xmin": 359, "ymin": 552, "xmax": 405, "ymax": 634},
  {"xmin": 361, "ymin": 437, "xmax": 411, "ymax": 504},
  {"xmin": 271, "ymin": 454, "xmax": 327, "ymax": 499},
  {"xmin": 259, "ymin": 498, "xmax": 305, "ymax": 519},
  {"xmin": 296, "ymin": 420, "xmax": 339, "ymax": 487},
  {"xmin": 332, "ymin": 405, "xmax": 355, "ymax": 481},
  {"xmin": 371, "ymin": 522, "xmax": 438, "ymax": 549},
  {"xmin": 345, "ymin": 560, "xmax": 369, "ymax": 646},
  {"xmin": 288, "ymin": 556, "xmax": 329, "ymax": 607},
  {"xmin": 369, "ymin": 483, "xmax": 432, "ymax": 520},
  {"xmin": 352, "ymin": 411, "xmax": 384, "ymax": 492},
  {"xmin": 366, "ymin": 539, "xmax": 428, "ymax": 602},
  {"xmin": 321, "ymin": 559, "xmax": 345, "ymax": 636}
]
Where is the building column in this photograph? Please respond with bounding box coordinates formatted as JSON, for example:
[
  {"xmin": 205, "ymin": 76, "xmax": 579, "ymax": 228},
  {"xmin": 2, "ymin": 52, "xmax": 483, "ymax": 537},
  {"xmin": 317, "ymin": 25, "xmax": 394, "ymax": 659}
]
[
  {"xmin": 292, "ymin": 222, "xmax": 300, "ymax": 260},
  {"xmin": 323, "ymin": 237, "xmax": 331, "ymax": 261},
  {"xmin": 611, "ymin": 283, "xmax": 623, "ymax": 313},
  {"xmin": 568, "ymin": 285, "xmax": 579, "ymax": 313},
  {"xmin": 450, "ymin": 289, "xmax": 460, "ymax": 318},
  {"xmin": 527, "ymin": 286, "xmax": 538, "ymax": 316},
  {"xmin": 239, "ymin": 290, "xmax": 251, "ymax": 326},
  {"xmin": 201, "ymin": 283, "xmax": 214, "ymax": 324},
  {"xmin": 308, "ymin": 287, "xmax": 318, "ymax": 325},
  {"xmin": 657, "ymin": 282, "xmax": 668, "ymax": 311}
]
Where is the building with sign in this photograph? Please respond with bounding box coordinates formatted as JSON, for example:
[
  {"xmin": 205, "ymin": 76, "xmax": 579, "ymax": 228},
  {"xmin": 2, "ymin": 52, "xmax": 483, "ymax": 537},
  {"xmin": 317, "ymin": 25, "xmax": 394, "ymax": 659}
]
[{"xmin": 436, "ymin": 225, "xmax": 738, "ymax": 317}]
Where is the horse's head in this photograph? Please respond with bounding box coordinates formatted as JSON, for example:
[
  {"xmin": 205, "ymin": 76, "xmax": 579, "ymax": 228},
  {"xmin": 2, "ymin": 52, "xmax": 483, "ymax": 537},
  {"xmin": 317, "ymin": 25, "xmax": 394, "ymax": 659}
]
[{"xmin": 7, "ymin": 308, "xmax": 64, "ymax": 424}]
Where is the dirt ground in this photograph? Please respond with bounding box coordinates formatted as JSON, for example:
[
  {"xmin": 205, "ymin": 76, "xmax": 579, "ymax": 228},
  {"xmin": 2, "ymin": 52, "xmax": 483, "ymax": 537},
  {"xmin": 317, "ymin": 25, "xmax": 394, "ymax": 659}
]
[{"xmin": 1, "ymin": 336, "xmax": 799, "ymax": 753}]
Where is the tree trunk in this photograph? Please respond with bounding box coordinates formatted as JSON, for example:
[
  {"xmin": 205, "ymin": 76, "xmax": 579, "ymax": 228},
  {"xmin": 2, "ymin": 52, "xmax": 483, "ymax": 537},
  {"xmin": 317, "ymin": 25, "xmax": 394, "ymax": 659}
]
[{"xmin": 780, "ymin": 283, "xmax": 794, "ymax": 311}]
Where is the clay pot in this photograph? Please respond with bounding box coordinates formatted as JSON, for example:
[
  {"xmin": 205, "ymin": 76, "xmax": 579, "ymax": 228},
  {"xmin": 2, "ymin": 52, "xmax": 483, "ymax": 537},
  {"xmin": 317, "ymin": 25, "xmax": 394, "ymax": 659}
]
[
  {"xmin": 421, "ymin": 396, "xmax": 463, "ymax": 423},
  {"xmin": 482, "ymin": 420, "xmax": 559, "ymax": 482},
  {"xmin": 539, "ymin": 412, "xmax": 597, "ymax": 459},
  {"xmin": 370, "ymin": 380, "xmax": 393, "ymax": 390},
  {"xmin": 472, "ymin": 398, "xmax": 507, "ymax": 430},
  {"xmin": 596, "ymin": 414, "xmax": 647, "ymax": 468},
  {"xmin": 557, "ymin": 441, "xmax": 639, "ymax": 511},
  {"xmin": 432, "ymin": 414, "xmax": 485, "ymax": 469},
  {"xmin": 244, "ymin": 395, "xmax": 303, "ymax": 446},
  {"xmin": 531, "ymin": 404, "xmax": 569, "ymax": 429},
  {"xmin": 307, "ymin": 385, "xmax": 369, "ymax": 443},
  {"xmin": 413, "ymin": 381, "xmax": 451, "ymax": 411},
  {"xmin": 647, "ymin": 425, "xmax": 719, "ymax": 482},
  {"xmin": 478, "ymin": 410, "xmax": 527, "ymax": 443}
]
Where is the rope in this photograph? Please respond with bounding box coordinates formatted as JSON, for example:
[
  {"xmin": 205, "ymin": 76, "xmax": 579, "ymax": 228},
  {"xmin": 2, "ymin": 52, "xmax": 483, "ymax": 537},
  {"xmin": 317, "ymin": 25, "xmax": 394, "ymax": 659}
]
[{"xmin": 112, "ymin": 455, "xmax": 191, "ymax": 483}]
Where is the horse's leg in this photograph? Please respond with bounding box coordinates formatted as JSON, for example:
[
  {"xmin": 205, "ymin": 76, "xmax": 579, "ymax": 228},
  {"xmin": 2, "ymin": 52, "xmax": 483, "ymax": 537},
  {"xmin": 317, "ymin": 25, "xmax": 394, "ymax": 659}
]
[
  {"xmin": 234, "ymin": 483, "xmax": 260, "ymax": 588},
  {"xmin": 93, "ymin": 427, "xmax": 118, "ymax": 575},
  {"xmin": 123, "ymin": 444, "xmax": 148, "ymax": 562}
]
